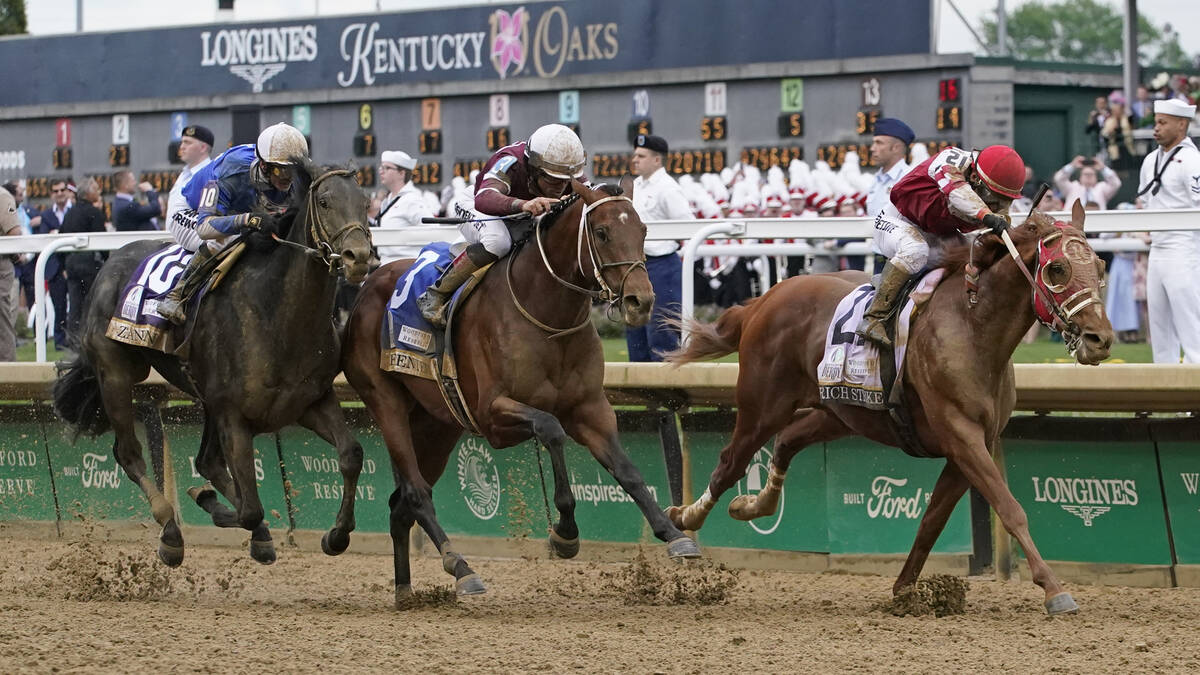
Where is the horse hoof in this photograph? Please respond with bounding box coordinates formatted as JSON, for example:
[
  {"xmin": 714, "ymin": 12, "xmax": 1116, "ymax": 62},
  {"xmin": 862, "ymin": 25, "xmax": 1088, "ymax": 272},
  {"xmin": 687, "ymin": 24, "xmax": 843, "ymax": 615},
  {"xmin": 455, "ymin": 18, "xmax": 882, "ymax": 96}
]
[
  {"xmin": 455, "ymin": 573, "xmax": 487, "ymax": 596},
  {"xmin": 157, "ymin": 542, "xmax": 185, "ymax": 568},
  {"xmin": 667, "ymin": 536, "xmax": 702, "ymax": 560},
  {"xmin": 547, "ymin": 529, "xmax": 580, "ymax": 559},
  {"xmin": 321, "ymin": 529, "xmax": 350, "ymax": 556},
  {"xmin": 249, "ymin": 539, "xmax": 277, "ymax": 565},
  {"xmin": 728, "ymin": 495, "xmax": 759, "ymax": 521},
  {"xmin": 1045, "ymin": 592, "xmax": 1079, "ymax": 615},
  {"xmin": 394, "ymin": 584, "xmax": 414, "ymax": 609}
]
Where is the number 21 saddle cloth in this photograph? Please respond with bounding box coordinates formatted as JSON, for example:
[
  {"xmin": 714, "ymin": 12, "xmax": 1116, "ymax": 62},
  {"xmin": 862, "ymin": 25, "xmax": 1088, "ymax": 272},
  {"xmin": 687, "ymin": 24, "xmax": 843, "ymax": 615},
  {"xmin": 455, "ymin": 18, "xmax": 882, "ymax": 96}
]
[{"xmin": 816, "ymin": 268, "xmax": 944, "ymax": 410}]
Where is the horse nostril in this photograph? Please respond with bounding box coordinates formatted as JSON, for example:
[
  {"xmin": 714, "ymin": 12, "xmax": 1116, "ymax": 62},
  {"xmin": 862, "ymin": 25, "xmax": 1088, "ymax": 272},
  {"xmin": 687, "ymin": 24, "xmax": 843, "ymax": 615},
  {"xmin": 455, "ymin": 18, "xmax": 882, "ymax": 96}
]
[
  {"xmin": 341, "ymin": 250, "xmax": 357, "ymax": 265},
  {"xmin": 1084, "ymin": 332, "xmax": 1111, "ymax": 351},
  {"xmin": 623, "ymin": 295, "xmax": 641, "ymax": 310}
]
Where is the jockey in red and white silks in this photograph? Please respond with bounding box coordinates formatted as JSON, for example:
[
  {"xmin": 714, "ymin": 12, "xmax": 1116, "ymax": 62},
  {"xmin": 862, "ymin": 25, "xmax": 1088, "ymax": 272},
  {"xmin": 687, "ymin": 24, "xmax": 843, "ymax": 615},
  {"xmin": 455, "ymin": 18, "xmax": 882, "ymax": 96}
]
[{"xmin": 858, "ymin": 145, "xmax": 1026, "ymax": 347}]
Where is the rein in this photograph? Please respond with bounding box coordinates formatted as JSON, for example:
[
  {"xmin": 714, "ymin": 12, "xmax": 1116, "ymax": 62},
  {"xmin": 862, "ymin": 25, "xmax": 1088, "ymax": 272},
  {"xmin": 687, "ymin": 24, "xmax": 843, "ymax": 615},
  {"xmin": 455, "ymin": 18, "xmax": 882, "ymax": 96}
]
[
  {"xmin": 507, "ymin": 193, "xmax": 646, "ymax": 339},
  {"xmin": 269, "ymin": 168, "xmax": 369, "ymax": 276}
]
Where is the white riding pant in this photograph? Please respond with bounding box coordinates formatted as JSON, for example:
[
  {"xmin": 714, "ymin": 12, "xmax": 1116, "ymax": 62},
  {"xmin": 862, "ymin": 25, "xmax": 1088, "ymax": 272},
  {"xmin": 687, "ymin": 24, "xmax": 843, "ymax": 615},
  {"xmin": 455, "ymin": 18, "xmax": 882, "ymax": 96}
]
[
  {"xmin": 872, "ymin": 203, "xmax": 930, "ymax": 274},
  {"xmin": 170, "ymin": 208, "xmax": 238, "ymax": 254},
  {"xmin": 455, "ymin": 204, "xmax": 512, "ymax": 258},
  {"xmin": 1146, "ymin": 250, "xmax": 1200, "ymax": 363}
]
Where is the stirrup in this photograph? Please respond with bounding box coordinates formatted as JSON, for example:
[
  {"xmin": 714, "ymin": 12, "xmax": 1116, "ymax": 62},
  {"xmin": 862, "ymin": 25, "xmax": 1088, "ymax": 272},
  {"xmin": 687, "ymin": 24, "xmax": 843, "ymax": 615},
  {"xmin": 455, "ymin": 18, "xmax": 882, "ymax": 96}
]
[
  {"xmin": 418, "ymin": 292, "xmax": 448, "ymax": 328},
  {"xmin": 158, "ymin": 295, "xmax": 187, "ymax": 325},
  {"xmin": 856, "ymin": 319, "xmax": 891, "ymax": 348}
]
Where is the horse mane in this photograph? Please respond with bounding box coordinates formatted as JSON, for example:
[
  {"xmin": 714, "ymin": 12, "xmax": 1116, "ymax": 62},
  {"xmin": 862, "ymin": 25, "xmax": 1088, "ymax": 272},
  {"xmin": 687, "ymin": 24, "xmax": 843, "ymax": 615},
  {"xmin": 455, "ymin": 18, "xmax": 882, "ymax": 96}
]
[{"xmin": 937, "ymin": 211, "xmax": 1053, "ymax": 278}]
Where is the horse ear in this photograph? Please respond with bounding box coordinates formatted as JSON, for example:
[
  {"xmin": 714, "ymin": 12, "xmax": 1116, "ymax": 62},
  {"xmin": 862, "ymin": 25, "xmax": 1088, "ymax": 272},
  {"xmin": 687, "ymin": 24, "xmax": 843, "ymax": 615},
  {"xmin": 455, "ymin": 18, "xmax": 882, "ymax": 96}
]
[
  {"xmin": 572, "ymin": 179, "xmax": 602, "ymax": 205},
  {"xmin": 288, "ymin": 156, "xmax": 317, "ymax": 196},
  {"xmin": 1070, "ymin": 198, "xmax": 1086, "ymax": 231},
  {"xmin": 619, "ymin": 174, "xmax": 635, "ymax": 200}
]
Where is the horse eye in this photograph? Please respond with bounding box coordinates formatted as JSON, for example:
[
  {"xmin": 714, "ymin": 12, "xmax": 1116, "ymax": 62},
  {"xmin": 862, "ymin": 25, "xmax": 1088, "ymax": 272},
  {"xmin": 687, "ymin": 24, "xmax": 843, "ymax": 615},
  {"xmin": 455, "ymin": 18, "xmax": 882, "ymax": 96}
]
[
  {"xmin": 319, "ymin": 197, "xmax": 329, "ymax": 208},
  {"xmin": 596, "ymin": 229, "xmax": 609, "ymax": 243}
]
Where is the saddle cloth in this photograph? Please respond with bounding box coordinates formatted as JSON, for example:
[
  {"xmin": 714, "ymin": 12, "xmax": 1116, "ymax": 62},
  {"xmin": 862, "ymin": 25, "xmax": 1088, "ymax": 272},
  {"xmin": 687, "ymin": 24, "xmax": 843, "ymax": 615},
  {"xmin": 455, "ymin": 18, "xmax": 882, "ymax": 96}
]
[
  {"xmin": 380, "ymin": 241, "xmax": 491, "ymax": 434},
  {"xmin": 104, "ymin": 245, "xmax": 195, "ymax": 352},
  {"xmin": 816, "ymin": 268, "xmax": 944, "ymax": 410},
  {"xmin": 380, "ymin": 242, "xmax": 455, "ymax": 379}
]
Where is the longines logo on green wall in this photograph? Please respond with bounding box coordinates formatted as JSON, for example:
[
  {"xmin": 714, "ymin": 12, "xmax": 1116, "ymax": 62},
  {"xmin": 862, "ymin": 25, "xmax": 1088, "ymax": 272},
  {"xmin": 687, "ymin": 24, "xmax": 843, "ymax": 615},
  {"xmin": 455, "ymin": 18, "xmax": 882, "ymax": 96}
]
[{"xmin": 1031, "ymin": 476, "xmax": 1139, "ymax": 526}]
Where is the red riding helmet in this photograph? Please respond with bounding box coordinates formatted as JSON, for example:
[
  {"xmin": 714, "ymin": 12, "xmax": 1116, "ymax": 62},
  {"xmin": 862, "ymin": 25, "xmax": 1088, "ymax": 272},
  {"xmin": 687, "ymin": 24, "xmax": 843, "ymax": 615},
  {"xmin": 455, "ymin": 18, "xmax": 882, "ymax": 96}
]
[{"xmin": 974, "ymin": 145, "xmax": 1025, "ymax": 199}]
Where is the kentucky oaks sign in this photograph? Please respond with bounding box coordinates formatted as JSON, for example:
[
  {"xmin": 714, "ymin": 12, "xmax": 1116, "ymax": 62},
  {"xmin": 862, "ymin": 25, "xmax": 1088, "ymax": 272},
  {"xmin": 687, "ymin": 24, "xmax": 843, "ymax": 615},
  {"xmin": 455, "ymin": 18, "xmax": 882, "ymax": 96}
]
[{"xmin": 0, "ymin": 0, "xmax": 929, "ymax": 107}]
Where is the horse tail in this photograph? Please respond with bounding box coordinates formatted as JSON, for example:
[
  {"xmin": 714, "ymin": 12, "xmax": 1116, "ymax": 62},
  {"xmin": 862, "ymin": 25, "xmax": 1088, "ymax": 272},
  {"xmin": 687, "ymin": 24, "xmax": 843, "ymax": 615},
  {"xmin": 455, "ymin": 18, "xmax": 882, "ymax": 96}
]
[
  {"xmin": 52, "ymin": 350, "xmax": 111, "ymax": 438},
  {"xmin": 664, "ymin": 297, "xmax": 762, "ymax": 365}
]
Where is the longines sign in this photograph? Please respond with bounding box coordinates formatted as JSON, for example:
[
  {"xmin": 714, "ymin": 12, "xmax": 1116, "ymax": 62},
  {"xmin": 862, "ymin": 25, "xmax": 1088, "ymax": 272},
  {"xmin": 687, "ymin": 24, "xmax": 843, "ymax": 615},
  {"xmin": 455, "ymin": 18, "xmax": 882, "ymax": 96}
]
[{"xmin": 0, "ymin": 0, "xmax": 929, "ymax": 107}]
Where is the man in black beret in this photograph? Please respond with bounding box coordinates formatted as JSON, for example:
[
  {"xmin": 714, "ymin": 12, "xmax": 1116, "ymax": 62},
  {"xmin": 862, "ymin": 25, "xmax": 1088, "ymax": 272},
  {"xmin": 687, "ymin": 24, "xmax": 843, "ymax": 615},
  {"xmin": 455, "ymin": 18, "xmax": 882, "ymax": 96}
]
[
  {"xmin": 627, "ymin": 133, "xmax": 689, "ymax": 362},
  {"xmin": 166, "ymin": 124, "xmax": 215, "ymax": 251}
]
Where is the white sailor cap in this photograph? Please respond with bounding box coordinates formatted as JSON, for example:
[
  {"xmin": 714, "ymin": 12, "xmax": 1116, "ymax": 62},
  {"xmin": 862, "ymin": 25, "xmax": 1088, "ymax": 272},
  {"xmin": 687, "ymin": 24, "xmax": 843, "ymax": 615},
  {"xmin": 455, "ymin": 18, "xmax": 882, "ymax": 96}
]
[
  {"xmin": 380, "ymin": 150, "xmax": 417, "ymax": 170},
  {"xmin": 1154, "ymin": 98, "xmax": 1197, "ymax": 119}
]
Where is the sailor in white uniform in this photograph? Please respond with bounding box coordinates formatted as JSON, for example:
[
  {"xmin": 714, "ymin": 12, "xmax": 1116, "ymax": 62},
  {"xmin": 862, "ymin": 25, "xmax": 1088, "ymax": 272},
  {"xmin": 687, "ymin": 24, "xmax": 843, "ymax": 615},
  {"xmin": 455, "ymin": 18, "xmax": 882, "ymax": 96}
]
[{"xmin": 1138, "ymin": 98, "xmax": 1200, "ymax": 363}]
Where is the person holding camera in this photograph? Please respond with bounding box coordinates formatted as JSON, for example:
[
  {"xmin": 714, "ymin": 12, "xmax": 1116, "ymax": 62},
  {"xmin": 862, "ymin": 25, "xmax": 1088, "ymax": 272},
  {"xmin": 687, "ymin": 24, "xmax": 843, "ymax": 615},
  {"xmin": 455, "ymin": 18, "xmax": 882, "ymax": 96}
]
[{"xmin": 1053, "ymin": 156, "xmax": 1121, "ymax": 210}]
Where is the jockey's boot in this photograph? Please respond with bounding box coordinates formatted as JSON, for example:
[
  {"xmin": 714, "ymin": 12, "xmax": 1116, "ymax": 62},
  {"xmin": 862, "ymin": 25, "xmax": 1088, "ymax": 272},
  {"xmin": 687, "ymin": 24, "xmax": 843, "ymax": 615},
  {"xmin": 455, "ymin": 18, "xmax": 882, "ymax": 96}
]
[
  {"xmin": 417, "ymin": 243, "xmax": 497, "ymax": 328},
  {"xmin": 855, "ymin": 261, "xmax": 911, "ymax": 348},
  {"xmin": 157, "ymin": 245, "xmax": 215, "ymax": 326}
]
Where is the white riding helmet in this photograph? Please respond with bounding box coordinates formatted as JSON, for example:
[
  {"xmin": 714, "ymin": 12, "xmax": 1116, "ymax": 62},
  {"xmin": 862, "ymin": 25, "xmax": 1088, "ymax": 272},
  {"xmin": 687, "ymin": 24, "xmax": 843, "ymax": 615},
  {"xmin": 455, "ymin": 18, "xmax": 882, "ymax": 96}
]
[
  {"xmin": 526, "ymin": 124, "xmax": 585, "ymax": 180},
  {"xmin": 256, "ymin": 123, "xmax": 309, "ymax": 166}
]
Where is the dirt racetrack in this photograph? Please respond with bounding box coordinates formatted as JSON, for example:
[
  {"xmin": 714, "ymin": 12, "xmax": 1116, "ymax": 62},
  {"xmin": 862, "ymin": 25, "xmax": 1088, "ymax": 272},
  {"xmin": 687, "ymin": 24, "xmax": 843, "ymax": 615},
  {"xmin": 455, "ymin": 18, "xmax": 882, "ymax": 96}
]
[{"xmin": 1, "ymin": 525, "xmax": 1198, "ymax": 674}]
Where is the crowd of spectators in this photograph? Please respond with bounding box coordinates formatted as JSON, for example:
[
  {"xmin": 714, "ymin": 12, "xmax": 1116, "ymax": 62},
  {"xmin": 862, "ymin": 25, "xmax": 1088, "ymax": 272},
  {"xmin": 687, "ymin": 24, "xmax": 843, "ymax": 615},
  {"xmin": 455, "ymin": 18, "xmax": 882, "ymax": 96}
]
[{"xmin": 1, "ymin": 73, "xmax": 1197, "ymax": 360}]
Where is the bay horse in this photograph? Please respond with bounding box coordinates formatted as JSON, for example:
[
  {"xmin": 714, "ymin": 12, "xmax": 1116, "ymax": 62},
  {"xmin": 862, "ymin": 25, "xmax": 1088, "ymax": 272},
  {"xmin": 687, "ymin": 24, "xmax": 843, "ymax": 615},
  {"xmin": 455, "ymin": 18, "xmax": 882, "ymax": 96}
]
[
  {"xmin": 665, "ymin": 201, "xmax": 1113, "ymax": 615},
  {"xmin": 53, "ymin": 159, "xmax": 373, "ymax": 568},
  {"xmin": 342, "ymin": 180, "xmax": 701, "ymax": 606}
]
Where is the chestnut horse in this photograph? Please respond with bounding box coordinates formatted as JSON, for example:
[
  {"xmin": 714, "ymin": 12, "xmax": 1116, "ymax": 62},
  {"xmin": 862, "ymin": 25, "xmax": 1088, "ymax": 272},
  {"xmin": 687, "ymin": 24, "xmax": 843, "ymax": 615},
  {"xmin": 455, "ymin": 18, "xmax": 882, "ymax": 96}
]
[
  {"xmin": 666, "ymin": 202, "xmax": 1113, "ymax": 615},
  {"xmin": 343, "ymin": 181, "xmax": 700, "ymax": 606}
]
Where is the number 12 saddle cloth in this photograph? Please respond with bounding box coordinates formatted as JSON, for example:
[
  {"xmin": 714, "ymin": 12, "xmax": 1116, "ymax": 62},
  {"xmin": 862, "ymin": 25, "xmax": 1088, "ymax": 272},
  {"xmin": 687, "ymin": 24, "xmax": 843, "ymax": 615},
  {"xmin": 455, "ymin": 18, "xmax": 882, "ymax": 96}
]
[{"xmin": 817, "ymin": 268, "xmax": 945, "ymax": 410}]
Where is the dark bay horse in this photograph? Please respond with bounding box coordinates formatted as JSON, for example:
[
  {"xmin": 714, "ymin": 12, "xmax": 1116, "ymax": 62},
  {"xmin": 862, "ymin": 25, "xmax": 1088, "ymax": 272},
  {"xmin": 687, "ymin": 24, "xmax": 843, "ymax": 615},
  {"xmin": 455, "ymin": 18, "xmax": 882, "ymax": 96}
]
[
  {"xmin": 666, "ymin": 202, "xmax": 1113, "ymax": 615},
  {"xmin": 342, "ymin": 181, "xmax": 701, "ymax": 606},
  {"xmin": 53, "ymin": 159, "xmax": 372, "ymax": 567}
]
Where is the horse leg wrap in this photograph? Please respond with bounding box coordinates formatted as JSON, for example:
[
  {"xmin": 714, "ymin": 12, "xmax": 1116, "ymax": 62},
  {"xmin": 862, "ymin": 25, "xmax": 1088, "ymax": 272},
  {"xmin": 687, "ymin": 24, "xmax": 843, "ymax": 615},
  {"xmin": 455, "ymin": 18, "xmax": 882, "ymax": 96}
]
[
  {"xmin": 675, "ymin": 489, "xmax": 716, "ymax": 530},
  {"xmin": 441, "ymin": 549, "xmax": 487, "ymax": 595},
  {"xmin": 728, "ymin": 466, "xmax": 786, "ymax": 521},
  {"xmin": 441, "ymin": 550, "xmax": 465, "ymax": 576}
]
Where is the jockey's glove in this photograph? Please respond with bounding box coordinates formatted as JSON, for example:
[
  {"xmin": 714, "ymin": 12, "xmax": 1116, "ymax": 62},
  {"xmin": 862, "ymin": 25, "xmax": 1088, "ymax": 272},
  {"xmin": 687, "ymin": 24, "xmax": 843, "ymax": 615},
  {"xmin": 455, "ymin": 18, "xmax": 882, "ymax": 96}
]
[
  {"xmin": 982, "ymin": 213, "xmax": 1009, "ymax": 236},
  {"xmin": 234, "ymin": 213, "xmax": 266, "ymax": 236}
]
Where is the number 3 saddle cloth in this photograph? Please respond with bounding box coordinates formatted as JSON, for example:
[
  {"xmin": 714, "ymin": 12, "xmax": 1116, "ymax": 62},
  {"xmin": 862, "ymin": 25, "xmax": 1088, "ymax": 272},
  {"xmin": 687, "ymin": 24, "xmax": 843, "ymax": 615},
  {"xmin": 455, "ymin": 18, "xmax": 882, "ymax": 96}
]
[{"xmin": 817, "ymin": 268, "xmax": 945, "ymax": 410}]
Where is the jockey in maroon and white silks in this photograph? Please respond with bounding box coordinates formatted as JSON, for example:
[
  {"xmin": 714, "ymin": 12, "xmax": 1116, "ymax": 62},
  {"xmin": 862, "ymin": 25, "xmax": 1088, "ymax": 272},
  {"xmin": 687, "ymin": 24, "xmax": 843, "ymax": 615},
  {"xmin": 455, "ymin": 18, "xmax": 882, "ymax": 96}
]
[
  {"xmin": 416, "ymin": 123, "xmax": 588, "ymax": 327},
  {"xmin": 858, "ymin": 144, "xmax": 1026, "ymax": 347}
]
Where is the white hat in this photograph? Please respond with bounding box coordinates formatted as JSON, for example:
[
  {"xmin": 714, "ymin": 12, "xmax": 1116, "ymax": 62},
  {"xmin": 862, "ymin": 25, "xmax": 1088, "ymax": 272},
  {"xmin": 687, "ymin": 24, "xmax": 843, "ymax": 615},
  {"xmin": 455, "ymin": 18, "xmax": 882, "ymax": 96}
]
[
  {"xmin": 909, "ymin": 143, "xmax": 930, "ymax": 165},
  {"xmin": 380, "ymin": 150, "xmax": 416, "ymax": 170},
  {"xmin": 1154, "ymin": 98, "xmax": 1197, "ymax": 119},
  {"xmin": 0, "ymin": 186, "xmax": 17, "ymax": 234}
]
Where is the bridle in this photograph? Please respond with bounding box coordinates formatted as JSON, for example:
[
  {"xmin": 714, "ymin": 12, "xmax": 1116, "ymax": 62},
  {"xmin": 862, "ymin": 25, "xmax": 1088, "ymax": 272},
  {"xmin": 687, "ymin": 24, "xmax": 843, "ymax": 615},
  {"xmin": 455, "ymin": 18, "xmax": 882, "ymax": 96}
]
[
  {"xmin": 269, "ymin": 168, "xmax": 370, "ymax": 276},
  {"xmin": 966, "ymin": 219, "xmax": 1102, "ymax": 357},
  {"xmin": 507, "ymin": 193, "xmax": 647, "ymax": 338}
]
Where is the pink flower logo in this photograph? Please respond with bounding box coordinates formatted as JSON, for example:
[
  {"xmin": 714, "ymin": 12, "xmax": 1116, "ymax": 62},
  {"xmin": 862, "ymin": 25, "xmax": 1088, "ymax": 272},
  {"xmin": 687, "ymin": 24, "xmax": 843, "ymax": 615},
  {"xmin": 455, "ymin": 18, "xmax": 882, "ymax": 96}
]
[{"xmin": 489, "ymin": 8, "xmax": 528, "ymax": 79}]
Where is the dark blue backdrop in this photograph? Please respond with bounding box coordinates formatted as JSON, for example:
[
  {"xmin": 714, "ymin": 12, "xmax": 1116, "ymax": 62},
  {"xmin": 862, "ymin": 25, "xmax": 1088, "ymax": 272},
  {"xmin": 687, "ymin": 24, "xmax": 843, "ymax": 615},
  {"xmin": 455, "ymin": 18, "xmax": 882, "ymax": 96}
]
[{"xmin": 2, "ymin": 0, "xmax": 930, "ymax": 107}]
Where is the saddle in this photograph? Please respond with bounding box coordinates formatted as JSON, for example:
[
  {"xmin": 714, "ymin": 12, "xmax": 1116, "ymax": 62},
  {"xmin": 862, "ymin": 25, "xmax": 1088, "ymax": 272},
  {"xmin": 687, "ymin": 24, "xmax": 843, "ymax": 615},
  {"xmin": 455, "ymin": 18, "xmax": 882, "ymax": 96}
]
[
  {"xmin": 380, "ymin": 242, "xmax": 492, "ymax": 435},
  {"xmin": 106, "ymin": 242, "xmax": 246, "ymax": 355},
  {"xmin": 816, "ymin": 268, "xmax": 945, "ymax": 458}
]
